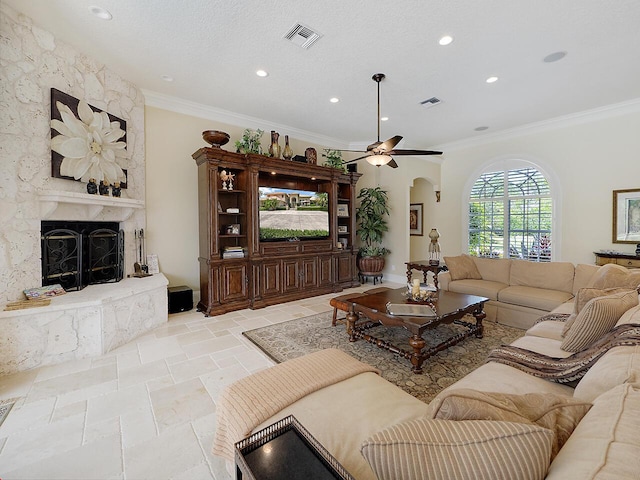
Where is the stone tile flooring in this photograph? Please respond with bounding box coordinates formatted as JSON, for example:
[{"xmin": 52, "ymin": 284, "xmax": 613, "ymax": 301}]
[{"xmin": 0, "ymin": 283, "xmax": 397, "ymax": 479}]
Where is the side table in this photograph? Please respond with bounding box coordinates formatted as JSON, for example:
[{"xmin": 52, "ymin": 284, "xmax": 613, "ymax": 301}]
[
  {"xmin": 405, "ymin": 260, "xmax": 447, "ymax": 290},
  {"xmin": 235, "ymin": 415, "xmax": 354, "ymax": 480}
]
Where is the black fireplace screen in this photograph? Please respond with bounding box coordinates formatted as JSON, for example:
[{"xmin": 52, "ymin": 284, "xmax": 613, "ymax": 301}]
[{"xmin": 41, "ymin": 221, "xmax": 124, "ymax": 291}]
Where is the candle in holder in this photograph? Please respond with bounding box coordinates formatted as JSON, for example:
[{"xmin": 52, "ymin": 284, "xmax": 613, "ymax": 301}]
[{"xmin": 412, "ymin": 278, "xmax": 420, "ymax": 296}]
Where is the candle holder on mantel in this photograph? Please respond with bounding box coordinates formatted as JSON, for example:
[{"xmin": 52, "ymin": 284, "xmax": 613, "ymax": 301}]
[{"xmin": 428, "ymin": 228, "xmax": 441, "ymax": 265}]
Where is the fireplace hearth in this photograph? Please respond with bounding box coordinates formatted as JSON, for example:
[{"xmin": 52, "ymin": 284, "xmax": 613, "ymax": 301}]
[{"xmin": 41, "ymin": 220, "xmax": 124, "ymax": 291}]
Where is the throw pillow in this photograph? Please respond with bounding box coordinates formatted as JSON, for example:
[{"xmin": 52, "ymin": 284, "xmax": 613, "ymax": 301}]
[
  {"xmin": 561, "ymin": 287, "xmax": 634, "ymax": 337},
  {"xmin": 361, "ymin": 419, "xmax": 553, "ymax": 480},
  {"xmin": 429, "ymin": 388, "xmax": 591, "ymax": 459},
  {"xmin": 588, "ymin": 263, "xmax": 640, "ymax": 290},
  {"xmin": 444, "ymin": 254, "xmax": 482, "ymax": 281},
  {"xmin": 561, "ymin": 290, "xmax": 639, "ymax": 352}
]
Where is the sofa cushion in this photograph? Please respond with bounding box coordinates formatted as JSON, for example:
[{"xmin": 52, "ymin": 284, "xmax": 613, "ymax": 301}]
[
  {"xmin": 444, "ymin": 254, "xmax": 482, "ymax": 281},
  {"xmin": 616, "ymin": 302, "xmax": 640, "ymax": 326},
  {"xmin": 572, "ymin": 264, "xmax": 601, "ymax": 294},
  {"xmin": 561, "ymin": 287, "xmax": 634, "ymax": 336},
  {"xmin": 473, "ymin": 256, "xmax": 512, "ymax": 284},
  {"xmin": 546, "ymin": 382, "xmax": 640, "ymax": 480},
  {"xmin": 561, "ymin": 290, "xmax": 639, "ymax": 352},
  {"xmin": 588, "ymin": 262, "xmax": 640, "ymax": 289},
  {"xmin": 498, "ymin": 285, "xmax": 574, "ymax": 311},
  {"xmin": 254, "ymin": 372, "xmax": 430, "ymax": 480},
  {"xmin": 446, "ymin": 279, "xmax": 507, "ymax": 301},
  {"xmin": 510, "ymin": 259, "xmax": 575, "ymax": 293},
  {"xmin": 511, "ymin": 335, "xmax": 573, "ymax": 358},
  {"xmin": 428, "ymin": 388, "xmax": 591, "ymax": 458},
  {"xmin": 361, "ymin": 419, "xmax": 553, "ymax": 480},
  {"xmin": 526, "ymin": 320, "xmax": 566, "ymax": 341},
  {"xmin": 573, "ymin": 345, "xmax": 640, "ymax": 402}
]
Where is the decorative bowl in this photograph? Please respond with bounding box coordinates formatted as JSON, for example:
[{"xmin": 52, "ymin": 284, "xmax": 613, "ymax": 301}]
[{"xmin": 202, "ymin": 130, "xmax": 230, "ymax": 148}]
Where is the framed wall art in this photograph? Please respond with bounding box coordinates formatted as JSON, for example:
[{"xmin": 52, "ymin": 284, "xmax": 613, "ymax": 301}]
[
  {"xmin": 50, "ymin": 88, "xmax": 127, "ymax": 188},
  {"xmin": 613, "ymin": 188, "xmax": 640, "ymax": 243},
  {"xmin": 410, "ymin": 203, "xmax": 423, "ymax": 236}
]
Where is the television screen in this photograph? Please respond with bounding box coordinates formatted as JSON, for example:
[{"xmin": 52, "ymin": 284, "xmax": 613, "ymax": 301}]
[{"xmin": 259, "ymin": 187, "xmax": 329, "ymax": 241}]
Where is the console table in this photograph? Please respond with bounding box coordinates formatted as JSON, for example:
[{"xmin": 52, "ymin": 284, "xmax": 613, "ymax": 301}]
[
  {"xmin": 405, "ymin": 260, "xmax": 448, "ymax": 289},
  {"xmin": 594, "ymin": 252, "xmax": 640, "ymax": 269}
]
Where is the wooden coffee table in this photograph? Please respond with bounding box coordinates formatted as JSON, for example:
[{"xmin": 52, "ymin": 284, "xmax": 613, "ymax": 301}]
[{"xmin": 345, "ymin": 288, "xmax": 488, "ymax": 374}]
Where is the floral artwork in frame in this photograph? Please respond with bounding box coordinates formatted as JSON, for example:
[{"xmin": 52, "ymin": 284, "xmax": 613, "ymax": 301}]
[
  {"xmin": 50, "ymin": 88, "xmax": 127, "ymax": 188},
  {"xmin": 410, "ymin": 203, "xmax": 423, "ymax": 236},
  {"xmin": 613, "ymin": 188, "xmax": 640, "ymax": 243}
]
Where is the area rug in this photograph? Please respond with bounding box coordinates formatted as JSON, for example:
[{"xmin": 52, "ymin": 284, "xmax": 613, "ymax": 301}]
[{"xmin": 244, "ymin": 311, "xmax": 524, "ymax": 403}]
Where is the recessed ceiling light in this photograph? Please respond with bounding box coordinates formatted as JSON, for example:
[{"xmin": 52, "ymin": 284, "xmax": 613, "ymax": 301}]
[
  {"xmin": 161, "ymin": 75, "xmax": 174, "ymax": 82},
  {"xmin": 438, "ymin": 35, "xmax": 453, "ymax": 46},
  {"xmin": 88, "ymin": 6, "xmax": 112, "ymax": 20},
  {"xmin": 486, "ymin": 76, "xmax": 499, "ymax": 84},
  {"xmin": 380, "ymin": 116, "xmax": 389, "ymax": 122},
  {"xmin": 329, "ymin": 97, "xmax": 339, "ymax": 103},
  {"xmin": 543, "ymin": 51, "xmax": 567, "ymax": 63},
  {"xmin": 256, "ymin": 70, "xmax": 269, "ymax": 77},
  {"xmin": 474, "ymin": 126, "xmax": 489, "ymax": 131}
]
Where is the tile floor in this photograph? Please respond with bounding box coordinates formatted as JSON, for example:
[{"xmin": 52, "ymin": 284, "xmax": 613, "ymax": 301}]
[{"xmin": 0, "ymin": 283, "xmax": 398, "ymax": 479}]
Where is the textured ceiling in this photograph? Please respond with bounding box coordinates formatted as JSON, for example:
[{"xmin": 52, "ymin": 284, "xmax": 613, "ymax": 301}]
[{"xmin": 6, "ymin": 0, "xmax": 640, "ymax": 150}]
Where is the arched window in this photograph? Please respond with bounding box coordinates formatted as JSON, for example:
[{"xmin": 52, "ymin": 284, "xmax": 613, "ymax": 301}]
[{"xmin": 468, "ymin": 165, "xmax": 552, "ymax": 262}]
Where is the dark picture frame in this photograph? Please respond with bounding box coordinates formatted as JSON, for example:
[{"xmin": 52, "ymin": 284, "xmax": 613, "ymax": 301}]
[
  {"xmin": 50, "ymin": 88, "xmax": 127, "ymax": 188},
  {"xmin": 410, "ymin": 203, "xmax": 423, "ymax": 236},
  {"xmin": 613, "ymin": 188, "xmax": 640, "ymax": 243}
]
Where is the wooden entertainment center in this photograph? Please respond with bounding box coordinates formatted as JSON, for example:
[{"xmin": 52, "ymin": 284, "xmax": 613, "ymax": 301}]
[{"xmin": 193, "ymin": 147, "xmax": 361, "ymax": 316}]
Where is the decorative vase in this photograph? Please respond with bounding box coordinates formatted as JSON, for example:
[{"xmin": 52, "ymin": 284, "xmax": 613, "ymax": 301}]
[
  {"xmin": 111, "ymin": 182, "xmax": 121, "ymax": 197},
  {"xmin": 99, "ymin": 181, "xmax": 110, "ymax": 196},
  {"xmin": 87, "ymin": 178, "xmax": 98, "ymax": 194},
  {"xmin": 202, "ymin": 130, "xmax": 230, "ymax": 148},
  {"xmin": 270, "ymin": 131, "xmax": 281, "ymax": 159},
  {"xmin": 283, "ymin": 135, "xmax": 293, "ymax": 161},
  {"xmin": 357, "ymin": 256, "xmax": 385, "ymax": 275},
  {"xmin": 428, "ymin": 228, "xmax": 441, "ymax": 265}
]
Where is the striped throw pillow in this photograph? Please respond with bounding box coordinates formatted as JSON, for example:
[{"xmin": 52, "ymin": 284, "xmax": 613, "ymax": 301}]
[
  {"xmin": 361, "ymin": 419, "xmax": 553, "ymax": 480},
  {"xmin": 561, "ymin": 290, "xmax": 638, "ymax": 352}
]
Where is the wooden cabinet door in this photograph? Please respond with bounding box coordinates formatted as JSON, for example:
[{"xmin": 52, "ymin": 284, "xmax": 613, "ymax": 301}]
[
  {"xmin": 336, "ymin": 253, "xmax": 354, "ymax": 283},
  {"xmin": 282, "ymin": 258, "xmax": 300, "ymax": 293},
  {"xmin": 220, "ymin": 262, "xmax": 249, "ymax": 303},
  {"xmin": 260, "ymin": 259, "xmax": 282, "ymax": 297},
  {"xmin": 319, "ymin": 255, "xmax": 332, "ymax": 285},
  {"xmin": 301, "ymin": 257, "xmax": 318, "ymax": 289}
]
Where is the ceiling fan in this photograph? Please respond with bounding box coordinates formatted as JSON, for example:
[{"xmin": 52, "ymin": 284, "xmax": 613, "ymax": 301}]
[{"xmin": 338, "ymin": 73, "xmax": 442, "ymax": 168}]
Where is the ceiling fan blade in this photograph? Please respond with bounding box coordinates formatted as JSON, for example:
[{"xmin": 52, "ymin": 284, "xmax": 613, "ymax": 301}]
[
  {"xmin": 387, "ymin": 159, "xmax": 398, "ymax": 168},
  {"xmin": 387, "ymin": 149, "xmax": 443, "ymax": 156},
  {"xmin": 366, "ymin": 140, "xmax": 382, "ymax": 151},
  {"xmin": 344, "ymin": 153, "xmax": 373, "ymax": 164},
  {"xmin": 377, "ymin": 135, "xmax": 403, "ymax": 152}
]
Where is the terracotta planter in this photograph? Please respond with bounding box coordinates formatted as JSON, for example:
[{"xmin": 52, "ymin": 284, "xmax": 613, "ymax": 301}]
[{"xmin": 357, "ymin": 256, "xmax": 385, "ymax": 275}]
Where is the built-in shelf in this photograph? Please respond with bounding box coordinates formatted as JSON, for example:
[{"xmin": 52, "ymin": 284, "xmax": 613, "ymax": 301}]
[{"xmin": 39, "ymin": 190, "xmax": 145, "ymax": 221}]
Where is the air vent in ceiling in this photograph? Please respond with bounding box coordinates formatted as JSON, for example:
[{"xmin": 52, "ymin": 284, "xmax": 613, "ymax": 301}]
[
  {"xmin": 420, "ymin": 97, "xmax": 442, "ymax": 108},
  {"xmin": 284, "ymin": 23, "xmax": 322, "ymax": 49}
]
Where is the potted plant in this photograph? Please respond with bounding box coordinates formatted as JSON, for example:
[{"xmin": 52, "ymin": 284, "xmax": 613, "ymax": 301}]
[
  {"xmin": 322, "ymin": 149, "xmax": 346, "ymax": 172},
  {"xmin": 235, "ymin": 128, "xmax": 264, "ymax": 154},
  {"xmin": 355, "ymin": 186, "xmax": 390, "ymax": 276}
]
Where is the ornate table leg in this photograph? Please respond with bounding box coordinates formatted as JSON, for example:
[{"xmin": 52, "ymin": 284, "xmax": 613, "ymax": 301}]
[
  {"xmin": 408, "ymin": 334, "xmax": 426, "ymax": 374},
  {"xmin": 406, "ymin": 266, "xmax": 412, "ymax": 284},
  {"xmin": 346, "ymin": 304, "xmax": 358, "ymax": 342},
  {"xmin": 473, "ymin": 307, "xmax": 486, "ymax": 338}
]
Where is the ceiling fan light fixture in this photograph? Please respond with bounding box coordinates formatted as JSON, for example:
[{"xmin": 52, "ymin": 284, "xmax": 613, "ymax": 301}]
[{"xmin": 366, "ymin": 154, "xmax": 393, "ymax": 167}]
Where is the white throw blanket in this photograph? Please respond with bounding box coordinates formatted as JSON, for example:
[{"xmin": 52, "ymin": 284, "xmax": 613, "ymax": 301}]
[{"xmin": 212, "ymin": 348, "xmax": 380, "ymax": 460}]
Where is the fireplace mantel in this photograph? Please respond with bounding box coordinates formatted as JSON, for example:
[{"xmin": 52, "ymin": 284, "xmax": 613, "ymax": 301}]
[{"xmin": 39, "ymin": 190, "xmax": 145, "ymax": 221}]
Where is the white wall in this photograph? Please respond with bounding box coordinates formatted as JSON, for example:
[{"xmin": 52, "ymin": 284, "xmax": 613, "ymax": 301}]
[{"xmin": 434, "ymin": 104, "xmax": 640, "ymax": 265}]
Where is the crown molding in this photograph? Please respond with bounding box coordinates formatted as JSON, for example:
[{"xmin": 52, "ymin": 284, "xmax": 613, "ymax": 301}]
[
  {"xmin": 141, "ymin": 89, "xmax": 349, "ymax": 149},
  {"xmin": 434, "ymin": 97, "xmax": 640, "ymax": 152}
]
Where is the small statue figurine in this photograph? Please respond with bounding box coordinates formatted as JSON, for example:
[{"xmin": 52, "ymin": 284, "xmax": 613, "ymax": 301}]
[
  {"xmin": 99, "ymin": 180, "xmax": 110, "ymax": 196},
  {"xmin": 87, "ymin": 178, "xmax": 98, "ymax": 194},
  {"xmin": 112, "ymin": 182, "xmax": 121, "ymax": 197},
  {"xmin": 226, "ymin": 172, "xmax": 235, "ymax": 190},
  {"xmin": 219, "ymin": 169, "xmax": 229, "ymax": 190}
]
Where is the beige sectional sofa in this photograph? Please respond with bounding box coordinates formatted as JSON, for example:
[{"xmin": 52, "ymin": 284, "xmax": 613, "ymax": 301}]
[
  {"xmin": 214, "ymin": 263, "xmax": 640, "ymax": 480},
  {"xmin": 438, "ymin": 255, "xmax": 601, "ymax": 329}
]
